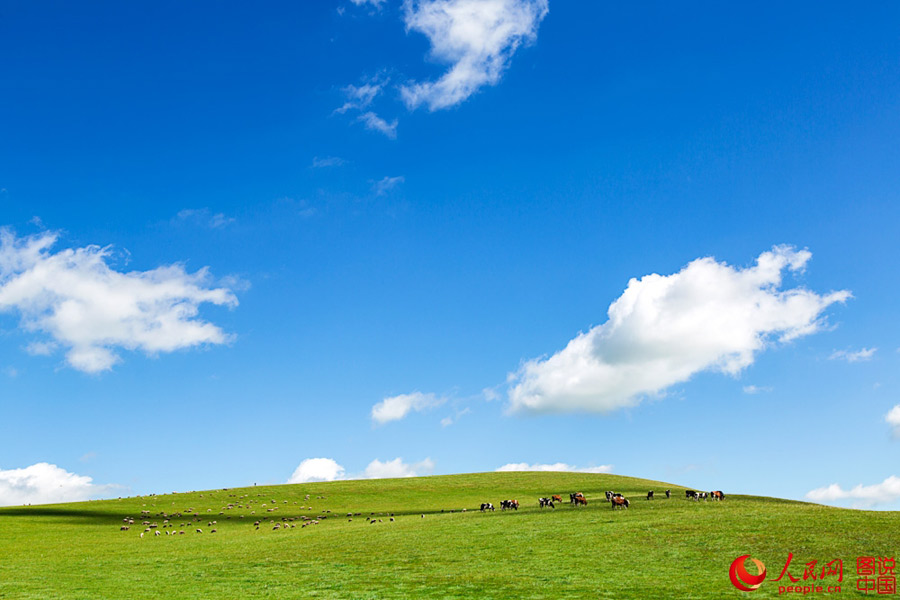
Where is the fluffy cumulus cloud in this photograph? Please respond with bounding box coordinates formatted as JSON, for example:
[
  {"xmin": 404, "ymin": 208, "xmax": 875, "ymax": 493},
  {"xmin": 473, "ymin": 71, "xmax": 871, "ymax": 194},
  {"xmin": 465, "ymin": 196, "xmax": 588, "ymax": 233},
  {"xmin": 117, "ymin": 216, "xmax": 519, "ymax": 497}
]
[
  {"xmin": 0, "ymin": 229, "xmax": 237, "ymax": 373},
  {"xmin": 886, "ymin": 405, "xmax": 900, "ymax": 438},
  {"xmin": 829, "ymin": 347, "xmax": 877, "ymax": 362},
  {"xmin": 496, "ymin": 462, "xmax": 613, "ymax": 473},
  {"xmin": 0, "ymin": 463, "xmax": 118, "ymax": 507},
  {"xmin": 508, "ymin": 246, "xmax": 850, "ymax": 414},
  {"xmin": 371, "ymin": 391, "xmax": 445, "ymax": 424},
  {"xmin": 806, "ymin": 476, "xmax": 900, "ymax": 508},
  {"xmin": 288, "ymin": 457, "xmax": 433, "ymax": 482},
  {"xmin": 288, "ymin": 458, "xmax": 346, "ymax": 484},
  {"xmin": 401, "ymin": 0, "xmax": 549, "ymax": 110},
  {"xmin": 364, "ymin": 457, "xmax": 435, "ymax": 479}
]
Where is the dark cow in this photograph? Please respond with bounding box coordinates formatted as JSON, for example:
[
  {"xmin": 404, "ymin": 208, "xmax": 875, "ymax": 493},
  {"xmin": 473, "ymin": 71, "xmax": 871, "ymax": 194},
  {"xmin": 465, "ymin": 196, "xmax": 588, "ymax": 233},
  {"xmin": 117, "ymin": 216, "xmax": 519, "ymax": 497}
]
[
  {"xmin": 646, "ymin": 491, "xmax": 654, "ymax": 500},
  {"xmin": 574, "ymin": 495, "xmax": 588, "ymax": 506},
  {"xmin": 685, "ymin": 490, "xmax": 697, "ymax": 499},
  {"xmin": 611, "ymin": 496, "xmax": 630, "ymax": 509},
  {"xmin": 480, "ymin": 502, "xmax": 494, "ymax": 512},
  {"xmin": 539, "ymin": 498, "xmax": 555, "ymax": 509},
  {"xmin": 665, "ymin": 489, "xmax": 671, "ymax": 499},
  {"xmin": 711, "ymin": 491, "xmax": 725, "ymax": 501}
]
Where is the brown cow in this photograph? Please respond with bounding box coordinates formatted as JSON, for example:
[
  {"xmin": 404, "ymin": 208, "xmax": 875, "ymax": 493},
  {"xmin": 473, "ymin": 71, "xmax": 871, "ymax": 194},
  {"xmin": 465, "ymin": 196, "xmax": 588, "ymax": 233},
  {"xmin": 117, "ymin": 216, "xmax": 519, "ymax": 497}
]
[
  {"xmin": 711, "ymin": 490, "xmax": 725, "ymax": 501},
  {"xmin": 611, "ymin": 496, "xmax": 630, "ymax": 509},
  {"xmin": 574, "ymin": 495, "xmax": 588, "ymax": 506},
  {"xmin": 551, "ymin": 495, "xmax": 562, "ymax": 503}
]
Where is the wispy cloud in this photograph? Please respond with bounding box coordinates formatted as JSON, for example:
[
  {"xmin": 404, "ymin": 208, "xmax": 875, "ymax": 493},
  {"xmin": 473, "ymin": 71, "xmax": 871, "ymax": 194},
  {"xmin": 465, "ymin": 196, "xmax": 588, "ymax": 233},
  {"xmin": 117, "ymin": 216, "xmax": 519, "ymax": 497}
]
[
  {"xmin": 440, "ymin": 407, "xmax": 470, "ymax": 427},
  {"xmin": 371, "ymin": 175, "xmax": 405, "ymax": 195},
  {"xmin": 806, "ymin": 475, "xmax": 900, "ymax": 508},
  {"xmin": 0, "ymin": 228, "xmax": 237, "ymax": 373},
  {"xmin": 349, "ymin": 0, "xmax": 386, "ymax": 9},
  {"xmin": 507, "ymin": 246, "xmax": 850, "ymax": 414},
  {"xmin": 334, "ymin": 77, "xmax": 388, "ymax": 115},
  {"xmin": 743, "ymin": 385, "xmax": 772, "ymax": 395},
  {"xmin": 829, "ymin": 347, "xmax": 877, "ymax": 363},
  {"xmin": 0, "ymin": 463, "xmax": 120, "ymax": 507},
  {"xmin": 400, "ymin": 0, "xmax": 549, "ymax": 110},
  {"xmin": 496, "ymin": 462, "xmax": 613, "ymax": 474},
  {"xmin": 311, "ymin": 156, "xmax": 346, "ymax": 168},
  {"xmin": 371, "ymin": 391, "xmax": 444, "ymax": 425},
  {"xmin": 176, "ymin": 208, "xmax": 235, "ymax": 229},
  {"xmin": 357, "ymin": 112, "xmax": 398, "ymax": 138}
]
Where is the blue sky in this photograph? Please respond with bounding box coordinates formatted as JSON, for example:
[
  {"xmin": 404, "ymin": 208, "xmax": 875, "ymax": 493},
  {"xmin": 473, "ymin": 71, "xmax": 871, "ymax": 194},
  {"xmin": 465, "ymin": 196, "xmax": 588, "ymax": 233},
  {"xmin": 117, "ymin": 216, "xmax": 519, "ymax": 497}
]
[{"xmin": 1, "ymin": 1, "xmax": 899, "ymax": 509}]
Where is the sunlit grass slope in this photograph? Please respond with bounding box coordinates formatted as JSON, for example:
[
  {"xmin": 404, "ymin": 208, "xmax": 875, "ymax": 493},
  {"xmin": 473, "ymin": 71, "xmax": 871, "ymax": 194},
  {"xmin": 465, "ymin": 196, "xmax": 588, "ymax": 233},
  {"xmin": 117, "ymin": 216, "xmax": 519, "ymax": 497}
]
[{"xmin": 1, "ymin": 472, "xmax": 897, "ymax": 599}]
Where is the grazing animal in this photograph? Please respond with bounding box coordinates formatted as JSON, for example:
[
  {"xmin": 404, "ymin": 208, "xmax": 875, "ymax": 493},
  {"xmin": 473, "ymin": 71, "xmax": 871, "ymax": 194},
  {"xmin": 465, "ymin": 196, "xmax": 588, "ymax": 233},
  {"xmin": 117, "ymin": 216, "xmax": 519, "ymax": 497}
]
[
  {"xmin": 500, "ymin": 499, "xmax": 519, "ymax": 510},
  {"xmin": 611, "ymin": 496, "xmax": 630, "ymax": 509},
  {"xmin": 539, "ymin": 497, "xmax": 555, "ymax": 509},
  {"xmin": 711, "ymin": 490, "xmax": 725, "ymax": 501},
  {"xmin": 665, "ymin": 489, "xmax": 671, "ymax": 499},
  {"xmin": 571, "ymin": 492, "xmax": 585, "ymax": 504},
  {"xmin": 685, "ymin": 490, "xmax": 697, "ymax": 499},
  {"xmin": 480, "ymin": 502, "xmax": 494, "ymax": 512},
  {"xmin": 574, "ymin": 495, "xmax": 588, "ymax": 506},
  {"xmin": 196, "ymin": 528, "xmax": 202, "ymax": 533},
  {"xmin": 646, "ymin": 491, "xmax": 654, "ymax": 500},
  {"xmin": 552, "ymin": 495, "xmax": 562, "ymax": 503},
  {"xmin": 120, "ymin": 526, "xmax": 129, "ymax": 531}
]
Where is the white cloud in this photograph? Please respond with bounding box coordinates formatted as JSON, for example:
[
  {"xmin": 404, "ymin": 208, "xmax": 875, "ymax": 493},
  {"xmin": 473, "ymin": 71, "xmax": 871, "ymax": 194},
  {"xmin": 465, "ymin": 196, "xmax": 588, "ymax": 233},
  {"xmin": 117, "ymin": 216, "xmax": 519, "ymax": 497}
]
[
  {"xmin": 364, "ymin": 457, "xmax": 435, "ymax": 479},
  {"xmin": 287, "ymin": 458, "xmax": 346, "ymax": 484},
  {"xmin": 371, "ymin": 391, "xmax": 445, "ymax": 424},
  {"xmin": 886, "ymin": 405, "xmax": 900, "ymax": 439},
  {"xmin": 372, "ymin": 175, "xmax": 405, "ymax": 195},
  {"xmin": 311, "ymin": 156, "xmax": 346, "ymax": 168},
  {"xmin": 357, "ymin": 112, "xmax": 398, "ymax": 138},
  {"xmin": 350, "ymin": 0, "xmax": 386, "ymax": 8},
  {"xmin": 829, "ymin": 347, "xmax": 877, "ymax": 363},
  {"xmin": 335, "ymin": 78, "xmax": 387, "ymax": 115},
  {"xmin": 496, "ymin": 462, "xmax": 613, "ymax": 474},
  {"xmin": 507, "ymin": 246, "xmax": 850, "ymax": 414},
  {"xmin": 806, "ymin": 476, "xmax": 900, "ymax": 508},
  {"xmin": 400, "ymin": 0, "xmax": 549, "ymax": 110},
  {"xmin": 742, "ymin": 385, "xmax": 772, "ymax": 394},
  {"xmin": 0, "ymin": 463, "xmax": 119, "ymax": 507},
  {"xmin": 176, "ymin": 208, "xmax": 235, "ymax": 229},
  {"xmin": 441, "ymin": 407, "xmax": 470, "ymax": 427},
  {"xmin": 0, "ymin": 229, "xmax": 238, "ymax": 373}
]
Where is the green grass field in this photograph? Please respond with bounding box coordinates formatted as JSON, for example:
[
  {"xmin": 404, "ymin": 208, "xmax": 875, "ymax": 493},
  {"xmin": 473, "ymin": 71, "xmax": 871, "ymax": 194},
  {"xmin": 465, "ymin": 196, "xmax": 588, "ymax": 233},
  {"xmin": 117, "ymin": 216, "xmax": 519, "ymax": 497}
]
[{"xmin": 1, "ymin": 472, "xmax": 897, "ymax": 599}]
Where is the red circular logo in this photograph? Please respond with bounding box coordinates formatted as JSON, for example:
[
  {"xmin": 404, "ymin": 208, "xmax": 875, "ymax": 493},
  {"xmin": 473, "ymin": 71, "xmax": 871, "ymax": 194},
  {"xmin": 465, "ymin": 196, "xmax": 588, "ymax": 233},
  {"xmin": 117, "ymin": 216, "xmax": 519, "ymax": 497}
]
[{"xmin": 729, "ymin": 555, "xmax": 767, "ymax": 591}]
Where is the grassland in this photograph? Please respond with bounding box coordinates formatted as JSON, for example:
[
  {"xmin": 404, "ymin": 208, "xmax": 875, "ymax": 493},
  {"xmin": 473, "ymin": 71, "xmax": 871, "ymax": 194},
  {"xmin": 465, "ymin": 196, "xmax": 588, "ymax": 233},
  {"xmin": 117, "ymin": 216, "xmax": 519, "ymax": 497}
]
[{"xmin": 1, "ymin": 472, "xmax": 898, "ymax": 599}]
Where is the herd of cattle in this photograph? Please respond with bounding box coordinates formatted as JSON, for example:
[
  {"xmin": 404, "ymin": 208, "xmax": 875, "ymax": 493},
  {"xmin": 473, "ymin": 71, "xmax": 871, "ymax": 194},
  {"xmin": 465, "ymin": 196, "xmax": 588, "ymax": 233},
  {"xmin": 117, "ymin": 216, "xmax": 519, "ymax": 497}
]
[{"xmin": 480, "ymin": 489, "xmax": 725, "ymax": 512}]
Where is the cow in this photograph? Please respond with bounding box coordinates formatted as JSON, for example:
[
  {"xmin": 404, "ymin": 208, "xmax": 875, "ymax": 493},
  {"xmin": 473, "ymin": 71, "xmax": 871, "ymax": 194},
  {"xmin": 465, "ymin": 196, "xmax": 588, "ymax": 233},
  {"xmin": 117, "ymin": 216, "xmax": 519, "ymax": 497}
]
[
  {"xmin": 552, "ymin": 495, "xmax": 562, "ymax": 503},
  {"xmin": 665, "ymin": 489, "xmax": 671, "ymax": 499},
  {"xmin": 646, "ymin": 491, "xmax": 654, "ymax": 500},
  {"xmin": 570, "ymin": 492, "xmax": 584, "ymax": 504},
  {"xmin": 480, "ymin": 502, "xmax": 495, "ymax": 512},
  {"xmin": 686, "ymin": 490, "xmax": 697, "ymax": 499},
  {"xmin": 711, "ymin": 490, "xmax": 725, "ymax": 501},
  {"xmin": 574, "ymin": 495, "xmax": 588, "ymax": 506},
  {"xmin": 611, "ymin": 496, "xmax": 630, "ymax": 509},
  {"xmin": 539, "ymin": 497, "xmax": 555, "ymax": 509}
]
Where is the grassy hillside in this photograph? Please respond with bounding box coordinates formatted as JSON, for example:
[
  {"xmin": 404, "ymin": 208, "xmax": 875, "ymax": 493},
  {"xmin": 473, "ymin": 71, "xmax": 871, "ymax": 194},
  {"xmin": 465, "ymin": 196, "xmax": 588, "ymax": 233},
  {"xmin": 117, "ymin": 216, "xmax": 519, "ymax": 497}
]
[{"xmin": 0, "ymin": 472, "xmax": 897, "ymax": 599}]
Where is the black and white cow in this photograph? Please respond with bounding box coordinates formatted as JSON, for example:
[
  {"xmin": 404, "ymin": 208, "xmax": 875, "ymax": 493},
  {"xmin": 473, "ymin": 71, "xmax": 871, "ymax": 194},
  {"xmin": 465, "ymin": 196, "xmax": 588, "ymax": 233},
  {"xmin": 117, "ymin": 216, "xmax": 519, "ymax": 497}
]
[
  {"xmin": 538, "ymin": 497, "xmax": 555, "ymax": 509},
  {"xmin": 480, "ymin": 502, "xmax": 494, "ymax": 512}
]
